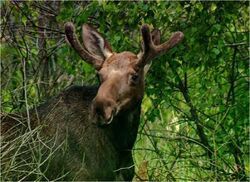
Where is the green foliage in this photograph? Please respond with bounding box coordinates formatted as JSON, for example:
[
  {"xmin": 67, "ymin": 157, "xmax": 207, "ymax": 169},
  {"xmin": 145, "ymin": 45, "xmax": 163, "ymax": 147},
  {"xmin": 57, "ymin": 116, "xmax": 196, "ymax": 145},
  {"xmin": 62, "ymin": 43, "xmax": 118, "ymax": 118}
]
[{"xmin": 1, "ymin": 1, "xmax": 249, "ymax": 181}]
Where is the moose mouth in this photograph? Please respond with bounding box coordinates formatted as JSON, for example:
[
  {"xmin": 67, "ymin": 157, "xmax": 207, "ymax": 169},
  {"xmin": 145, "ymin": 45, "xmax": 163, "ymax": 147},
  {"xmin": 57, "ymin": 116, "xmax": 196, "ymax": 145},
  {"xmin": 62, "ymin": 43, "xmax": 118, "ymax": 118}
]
[
  {"xmin": 93, "ymin": 113, "xmax": 115, "ymax": 127},
  {"xmin": 105, "ymin": 113, "xmax": 114, "ymax": 125}
]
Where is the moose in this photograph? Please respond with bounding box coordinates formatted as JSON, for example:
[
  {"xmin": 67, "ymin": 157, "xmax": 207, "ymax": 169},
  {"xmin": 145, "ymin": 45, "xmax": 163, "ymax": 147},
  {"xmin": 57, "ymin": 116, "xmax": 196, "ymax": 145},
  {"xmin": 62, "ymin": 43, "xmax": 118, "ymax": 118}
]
[{"xmin": 1, "ymin": 22, "xmax": 183, "ymax": 180}]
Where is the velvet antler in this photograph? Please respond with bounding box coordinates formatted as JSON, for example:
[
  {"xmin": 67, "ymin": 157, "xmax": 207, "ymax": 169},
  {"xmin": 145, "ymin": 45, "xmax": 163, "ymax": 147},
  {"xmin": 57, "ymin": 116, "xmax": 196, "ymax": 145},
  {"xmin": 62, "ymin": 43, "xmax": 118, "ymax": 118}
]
[{"xmin": 137, "ymin": 24, "xmax": 184, "ymax": 67}]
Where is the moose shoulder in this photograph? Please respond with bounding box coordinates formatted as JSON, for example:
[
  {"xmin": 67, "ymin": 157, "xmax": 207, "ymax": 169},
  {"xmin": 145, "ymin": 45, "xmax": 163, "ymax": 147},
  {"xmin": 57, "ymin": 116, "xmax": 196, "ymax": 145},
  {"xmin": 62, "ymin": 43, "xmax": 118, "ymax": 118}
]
[{"xmin": 1, "ymin": 23, "xmax": 183, "ymax": 181}]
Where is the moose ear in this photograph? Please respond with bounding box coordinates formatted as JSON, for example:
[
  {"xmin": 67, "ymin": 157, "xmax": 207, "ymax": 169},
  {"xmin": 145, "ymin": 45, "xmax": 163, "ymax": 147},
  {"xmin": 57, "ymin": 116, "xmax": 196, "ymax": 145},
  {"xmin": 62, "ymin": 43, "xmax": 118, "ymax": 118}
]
[{"xmin": 82, "ymin": 24, "xmax": 113, "ymax": 61}]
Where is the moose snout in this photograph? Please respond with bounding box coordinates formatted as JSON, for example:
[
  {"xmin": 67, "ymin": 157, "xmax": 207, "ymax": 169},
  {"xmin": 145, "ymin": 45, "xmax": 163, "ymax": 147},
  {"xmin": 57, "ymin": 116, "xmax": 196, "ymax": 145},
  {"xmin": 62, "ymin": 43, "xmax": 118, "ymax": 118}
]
[{"xmin": 91, "ymin": 98, "xmax": 117, "ymax": 126}]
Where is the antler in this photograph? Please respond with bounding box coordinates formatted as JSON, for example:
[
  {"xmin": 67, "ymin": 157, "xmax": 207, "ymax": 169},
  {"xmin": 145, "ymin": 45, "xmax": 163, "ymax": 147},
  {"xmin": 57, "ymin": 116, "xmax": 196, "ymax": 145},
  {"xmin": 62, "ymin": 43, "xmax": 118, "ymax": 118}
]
[
  {"xmin": 137, "ymin": 24, "xmax": 184, "ymax": 67},
  {"xmin": 64, "ymin": 22, "xmax": 103, "ymax": 70}
]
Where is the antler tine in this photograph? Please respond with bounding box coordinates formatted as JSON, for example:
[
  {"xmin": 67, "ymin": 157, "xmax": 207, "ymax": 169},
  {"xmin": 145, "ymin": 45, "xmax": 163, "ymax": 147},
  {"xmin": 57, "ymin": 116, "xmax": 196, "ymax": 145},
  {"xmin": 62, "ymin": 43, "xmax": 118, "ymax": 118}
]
[
  {"xmin": 156, "ymin": 31, "xmax": 184, "ymax": 54},
  {"xmin": 64, "ymin": 22, "xmax": 103, "ymax": 70},
  {"xmin": 137, "ymin": 24, "xmax": 184, "ymax": 67},
  {"xmin": 137, "ymin": 25, "xmax": 156, "ymax": 66}
]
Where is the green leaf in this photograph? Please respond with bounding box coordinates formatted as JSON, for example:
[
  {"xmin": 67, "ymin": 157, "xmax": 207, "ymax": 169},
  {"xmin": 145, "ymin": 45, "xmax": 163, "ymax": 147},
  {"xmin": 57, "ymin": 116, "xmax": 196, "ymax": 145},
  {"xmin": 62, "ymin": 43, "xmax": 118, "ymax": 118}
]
[{"xmin": 212, "ymin": 48, "xmax": 220, "ymax": 55}]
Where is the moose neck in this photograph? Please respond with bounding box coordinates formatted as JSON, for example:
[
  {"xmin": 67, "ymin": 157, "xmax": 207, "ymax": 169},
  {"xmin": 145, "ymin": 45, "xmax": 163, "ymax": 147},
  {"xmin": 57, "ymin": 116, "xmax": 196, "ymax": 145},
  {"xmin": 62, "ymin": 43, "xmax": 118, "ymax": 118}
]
[{"xmin": 60, "ymin": 84, "xmax": 142, "ymax": 151}]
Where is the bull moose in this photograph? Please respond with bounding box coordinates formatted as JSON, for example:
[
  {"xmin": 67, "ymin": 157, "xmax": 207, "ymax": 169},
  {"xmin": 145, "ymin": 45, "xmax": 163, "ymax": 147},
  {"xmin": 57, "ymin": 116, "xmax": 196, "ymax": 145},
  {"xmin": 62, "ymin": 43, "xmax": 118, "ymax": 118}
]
[{"xmin": 1, "ymin": 22, "xmax": 183, "ymax": 180}]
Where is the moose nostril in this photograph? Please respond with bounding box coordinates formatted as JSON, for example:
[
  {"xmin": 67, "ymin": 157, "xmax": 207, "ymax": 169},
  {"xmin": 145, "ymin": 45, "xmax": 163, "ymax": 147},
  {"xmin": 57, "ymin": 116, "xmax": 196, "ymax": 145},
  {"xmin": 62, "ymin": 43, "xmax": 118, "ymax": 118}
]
[{"xmin": 95, "ymin": 107, "xmax": 102, "ymax": 116}]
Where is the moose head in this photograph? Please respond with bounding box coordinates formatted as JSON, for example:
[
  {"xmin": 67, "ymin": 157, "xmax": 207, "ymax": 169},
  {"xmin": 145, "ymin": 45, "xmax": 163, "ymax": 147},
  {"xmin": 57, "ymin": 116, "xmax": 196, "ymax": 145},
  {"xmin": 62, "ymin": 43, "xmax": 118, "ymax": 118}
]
[{"xmin": 65, "ymin": 22, "xmax": 183, "ymax": 126}]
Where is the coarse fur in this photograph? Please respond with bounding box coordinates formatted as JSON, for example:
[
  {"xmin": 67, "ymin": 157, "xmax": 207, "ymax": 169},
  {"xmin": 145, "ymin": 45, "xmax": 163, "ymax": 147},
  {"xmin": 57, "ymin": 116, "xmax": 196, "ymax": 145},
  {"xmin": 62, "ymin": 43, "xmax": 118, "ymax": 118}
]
[{"xmin": 2, "ymin": 86, "xmax": 140, "ymax": 180}]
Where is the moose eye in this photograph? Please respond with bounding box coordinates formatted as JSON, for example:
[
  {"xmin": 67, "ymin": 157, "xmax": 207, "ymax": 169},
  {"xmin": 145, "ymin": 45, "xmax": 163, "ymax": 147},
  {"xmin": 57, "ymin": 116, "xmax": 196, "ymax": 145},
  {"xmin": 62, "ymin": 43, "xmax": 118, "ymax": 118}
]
[{"xmin": 130, "ymin": 73, "xmax": 139, "ymax": 85}]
